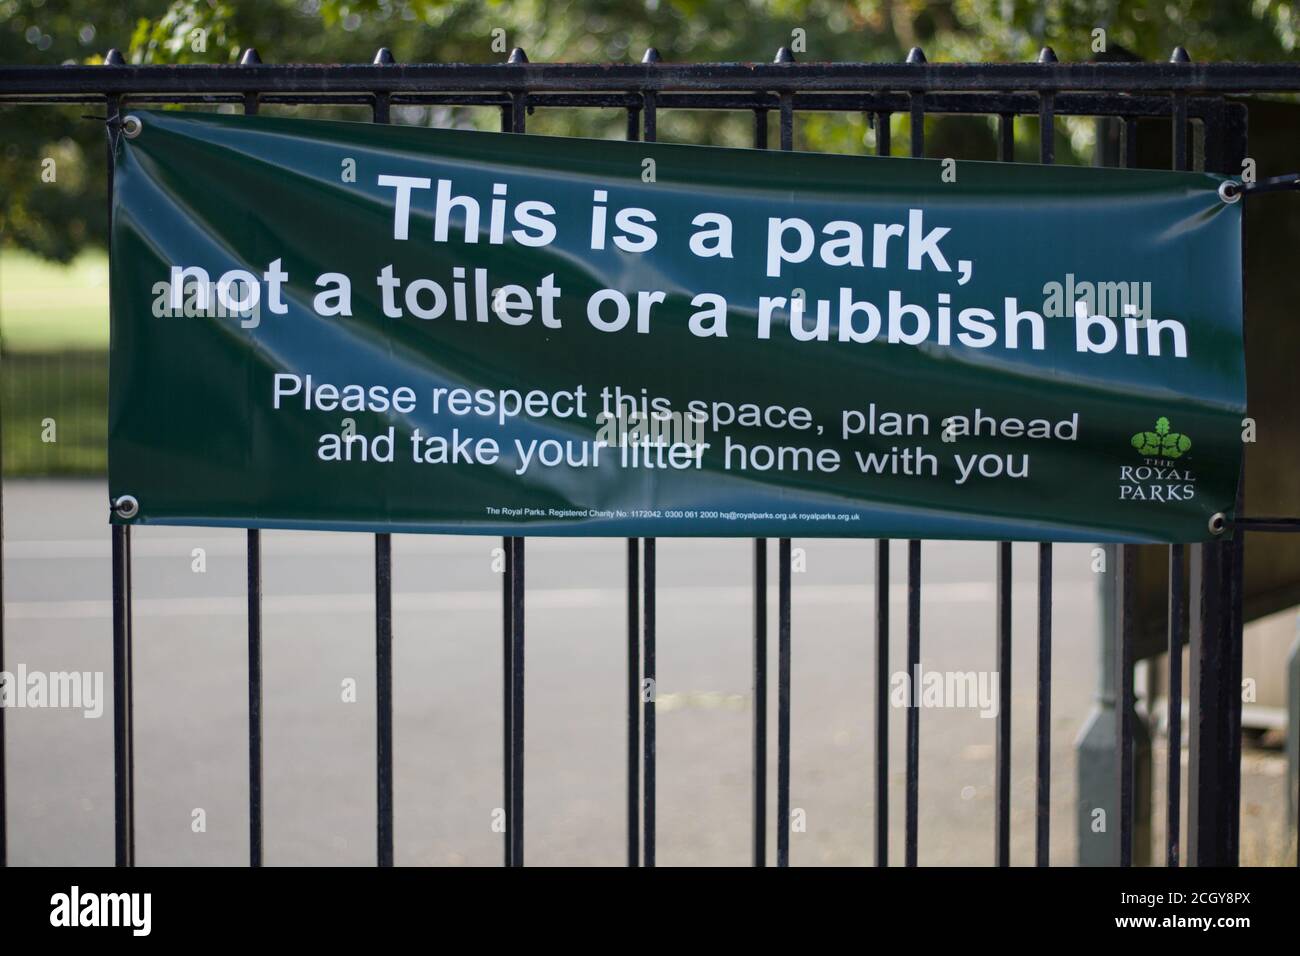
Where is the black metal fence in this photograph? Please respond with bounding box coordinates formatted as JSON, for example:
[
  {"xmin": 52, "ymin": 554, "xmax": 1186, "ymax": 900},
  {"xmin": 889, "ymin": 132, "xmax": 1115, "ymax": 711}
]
[{"xmin": 0, "ymin": 45, "xmax": 1297, "ymax": 867}]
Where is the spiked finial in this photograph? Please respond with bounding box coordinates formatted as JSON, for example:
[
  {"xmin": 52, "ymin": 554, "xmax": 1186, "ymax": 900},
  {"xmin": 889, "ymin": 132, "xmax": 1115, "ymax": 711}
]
[
  {"xmin": 906, "ymin": 46, "xmax": 926, "ymax": 64},
  {"xmin": 1170, "ymin": 46, "xmax": 1191, "ymax": 63},
  {"xmin": 240, "ymin": 48, "xmax": 261, "ymax": 65},
  {"xmin": 104, "ymin": 48, "xmax": 125, "ymax": 65},
  {"xmin": 508, "ymin": 47, "xmax": 528, "ymax": 64},
  {"xmin": 373, "ymin": 47, "xmax": 394, "ymax": 65},
  {"xmin": 1037, "ymin": 46, "xmax": 1058, "ymax": 63},
  {"xmin": 642, "ymin": 47, "xmax": 661, "ymax": 64},
  {"xmin": 774, "ymin": 46, "xmax": 795, "ymax": 63}
]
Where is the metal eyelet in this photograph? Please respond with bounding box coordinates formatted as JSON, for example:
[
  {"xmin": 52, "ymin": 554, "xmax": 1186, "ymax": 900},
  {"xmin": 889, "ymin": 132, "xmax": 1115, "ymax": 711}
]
[
  {"xmin": 113, "ymin": 494, "xmax": 140, "ymax": 519},
  {"xmin": 1218, "ymin": 180, "xmax": 1241, "ymax": 203},
  {"xmin": 121, "ymin": 114, "xmax": 143, "ymax": 139}
]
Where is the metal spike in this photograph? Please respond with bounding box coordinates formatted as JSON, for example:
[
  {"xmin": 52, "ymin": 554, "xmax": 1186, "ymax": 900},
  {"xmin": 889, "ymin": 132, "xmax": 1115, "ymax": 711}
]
[
  {"xmin": 104, "ymin": 48, "xmax": 125, "ymax": 65},
  {"xmin": 642, "ymin": 47, "xmax": 661, "ymax": 64},
  {"xmin": 240, "ymin": 48, "xmax": 262, "ymax": 65},
  {"xmin": 508, "ymin": 47, "xmax": 528, "ymax": 64},
  {"xmin": 906, "ymin": 47, "xmax": 926, "ymax": 64},
  {"xmin": 1037, "ymin": 46, "xmax": 1058, "ymax": 63},
  {"xmin": 1170, "ymin": 46, "xmax": 1191, "ymax": 63},
  {"xmin": 373, "ymin": 48, "xmax": 394, "ymax": 65},
  {"xmin": 774, "ymin": 46, "xmax": 795, "ymax": 64}
]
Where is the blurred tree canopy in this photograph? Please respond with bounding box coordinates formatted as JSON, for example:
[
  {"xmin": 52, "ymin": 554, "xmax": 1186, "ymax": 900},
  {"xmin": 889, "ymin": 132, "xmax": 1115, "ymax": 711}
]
[{"xmin": 3, "ymin": 0, "xmax": 1299, "ymax": 259}]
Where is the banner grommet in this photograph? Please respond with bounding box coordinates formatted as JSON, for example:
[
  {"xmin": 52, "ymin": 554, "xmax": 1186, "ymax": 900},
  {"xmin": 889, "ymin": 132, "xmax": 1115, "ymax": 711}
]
[
  {"xmin": 121, "ymin": 114, "xmax": 142, "ymax": 139},
  {"xmin": 113, "ymin": 495, "xmax": 140, "ymax": 519}
]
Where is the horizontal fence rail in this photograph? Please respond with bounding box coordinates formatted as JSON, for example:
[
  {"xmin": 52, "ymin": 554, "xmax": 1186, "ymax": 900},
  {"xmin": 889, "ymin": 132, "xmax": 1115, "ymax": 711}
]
[
  {"xmin": 2, "ymin": 45, "xmax": 1298, "ymax": 869},
  {"xmin": 5, "ymin": 58, "xmax": 1300, "ymax": 97}
]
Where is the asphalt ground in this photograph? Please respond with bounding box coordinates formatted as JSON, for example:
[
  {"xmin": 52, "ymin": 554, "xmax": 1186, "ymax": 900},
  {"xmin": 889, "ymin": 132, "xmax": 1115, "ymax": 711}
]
[{"xmin": 2, "ymin": 480, "xmax": 1290, "ymax": 865}]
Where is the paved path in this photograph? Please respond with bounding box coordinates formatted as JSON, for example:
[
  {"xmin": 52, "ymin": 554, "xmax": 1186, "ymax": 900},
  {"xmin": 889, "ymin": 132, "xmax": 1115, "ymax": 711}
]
[{"xmin": 2, "ymin": 480, "xmax": 1289, "ymax": 865}]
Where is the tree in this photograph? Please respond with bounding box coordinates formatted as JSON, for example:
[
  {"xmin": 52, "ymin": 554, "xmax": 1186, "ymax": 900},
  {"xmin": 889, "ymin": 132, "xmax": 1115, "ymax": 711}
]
[{"xmin": 2, "ymin": 0, "xmax": 1297, "ymax": 260}]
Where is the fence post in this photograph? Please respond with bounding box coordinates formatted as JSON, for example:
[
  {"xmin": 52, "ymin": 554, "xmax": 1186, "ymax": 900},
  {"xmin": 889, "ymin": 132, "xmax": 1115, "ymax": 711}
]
[
  {"xmin": 1187, "ymin": 541, "xmax": 1241, "ymax": 865},
  {"xmin": 1185, "ymin": 95, "xmax": 1248, "ymax": 868},
  {"xmin": 1077, "ymin": 544, "xmax": 1151, "ymax": 865}
]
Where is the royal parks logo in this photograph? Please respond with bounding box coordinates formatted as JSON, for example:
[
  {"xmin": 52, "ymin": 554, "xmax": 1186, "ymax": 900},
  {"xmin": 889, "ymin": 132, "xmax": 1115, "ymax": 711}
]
[{"xmin": 1119, "ymin": 416, "xmax": 1196, "ymax": 503}]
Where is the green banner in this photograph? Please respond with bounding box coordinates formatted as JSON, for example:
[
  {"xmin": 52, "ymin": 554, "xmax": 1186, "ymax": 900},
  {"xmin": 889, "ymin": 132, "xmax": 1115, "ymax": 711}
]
[{"xmin": 109, "ymin": 110, "xmax": 1244, "ymax": 541}]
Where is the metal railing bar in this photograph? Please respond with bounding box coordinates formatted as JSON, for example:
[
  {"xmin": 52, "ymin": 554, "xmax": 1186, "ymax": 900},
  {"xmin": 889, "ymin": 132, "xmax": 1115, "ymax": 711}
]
[
  {"xmin": 1035, "ymin": 542, "xmax": 1052, "ymax": 866},
  {"xmin": 111, "ymin": 521, "xmax": 134, "ymax": 867},
  {"xmin": 752, "ymin": 537, "xmax": 767, "ymax": 867},
  {"xmin": 0, "ymin": 90, "xmax": 1244, "ymax": 122},
  {"xmin": 642, "ymin": 536, "xmax": 656, "ymax": 867},
  {"xmin": 1187, "ymin": 541, "xmax": 1238, "ymax": 864},
  {"xmin": 1167, "ymin": 543, "xmax": 1186, "ymax": 866},
  {"xmin": 493, "ymin": 62, "xmax": 517, "ymax": 867},
  {"xmin": 502, "ymin": 534, "xmax": 513, "ymax": 866},
  {"xmin": 749, "ymin": 101, "xmax": 770, "ymax": 871},
  {"xmin": 874, "ymin": 539, "xmax": 889, "ymax": 866},
  {"xmin": 652, "ymin": 91, "xmax": 1233, "ymax": 117},
  {"xmin": 874, "ymin": 107, "xmax": 891, "ymax": 869},
  {"xmin": 1164, "ymin": 82, "xmax": 1191, "ymax": 870},
  {"xmin": 10, "ymin": 60, "xmax": 1300, "ymax": 95},
  {"xmin": 104, "ymin": 69, "xmax": 136, "ymax": 869},
  {"xmin": 1225, "ymin": 516, "xmax": 1300, "ymax": 532},
  {"xmin": 622, "ymin": 89, "xmax": 642, "ymax": 870},
  {"xmin": 1040, "ymin": 94, "xmax": 1056, "ymax": 162},
  {"xmin": 1122, "ymin": 115, "xmax": 1138, "ymax": 170},
  {"xmin": 638, "ymin": 60, "xmax": 658, "ymax": 868},
  {"xmin": 247, "ymin": 529, "xmax": 263, "ymax": 867},
  {"xmin": 1035, "ymin": 69, "xmax": 1056, "ymax": 867},
  {"xmin": 367, "ymin": 55, "xmax": 396, "ymax": 868},
  {"xmin": 499, "ymin": 52, "xmax": 529, "ymax": 867},
  {"xmin": 1223, "ymin": 85, "xmax": 1248, "ymax": 870},
  {"xmin": 1116, "ymin": 543, "xmax": 1136, "ymax": 867},
  {"xmin": 375, "ymin": 532, "xmax": 394, "ymax": 866},
  {"xmin": 994, "ymin": 109, "xmax": 1015, "ymax": 869},
  {"xmin": 1, "ymin": 89, "xmax": 1248, "ymax": 130},
  {"xmin": 509, "ymin": 535, "xmax": 525, "ymax": 866},
  {"xmin": 904, "ymin": 51, "xmax": 924, "ymax": 869},
  {"xmin": 773, "ymin": 63, "xmax": 794, "ymax": 869},
  {"xmin": 997, "ymin": 110, "xmax": 1014, "ymax": 161},
  {"xmin": 904, "ymin": 538, "xmax": 921, "ymax": 867},
  {"xmin": 778, "ymin": 93, "xmax": 793, "ymax": 151},
  {"xmin": 776, "ymin": 536, "xmax": 792, "ymax": 867},
  {"xmin": 626, "ymin": 537, "xmax": 640, "ymax": 867},
  {"xmin": 995, "ymin": 541, "xmax": 1013, "ymax": 866},
  {"xmin": 240, "ymin": 47, "xmax": 265, "ymax": 873},
  {"xmin": 1110, "ymin": 118, "xmax": 1140, "ymax": 872}
]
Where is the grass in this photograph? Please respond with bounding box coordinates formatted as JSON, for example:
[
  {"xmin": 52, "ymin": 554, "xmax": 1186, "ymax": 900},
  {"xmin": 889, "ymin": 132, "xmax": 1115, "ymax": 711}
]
[
  {"xmin": 1, "ymin": 248, "xmax": 109, "ymax": 352},
  {"xmin": 1, "ymin": 351, "xmax": 108, "ymax": 475},
  {"xmin": 1, "ymin": 248, "xmax": 110, "ymax": 475}
]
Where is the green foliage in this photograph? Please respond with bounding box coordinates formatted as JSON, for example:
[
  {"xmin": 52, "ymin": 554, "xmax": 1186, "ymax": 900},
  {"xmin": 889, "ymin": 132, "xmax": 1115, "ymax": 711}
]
[
  {"xmin": 3, "ymin": 0, "xmax": 1299, "ymax": 260},
  {"xmin": 0, "ymin": 1, "xmax": 163, "ymax": 260},
  {"xmin": 1132, "ymin": 430, "xmax": 1161, "ymax": 456},
  {"xmin": 1132, "ymin": 417, "xmax": 1191, "ymax": 458},
  {"xmin": 128, "ymin": 1, "xmax": 239, "ymax": 63}
]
